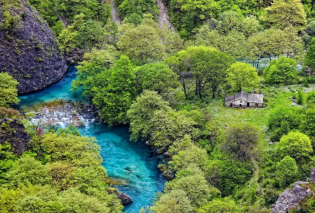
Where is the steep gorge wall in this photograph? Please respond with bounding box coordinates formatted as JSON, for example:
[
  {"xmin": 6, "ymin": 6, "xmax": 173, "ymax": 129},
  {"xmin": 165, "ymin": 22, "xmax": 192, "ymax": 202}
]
[{"xmin": 0, "ymin": 0, "xmax": 67, "ymax": 94}]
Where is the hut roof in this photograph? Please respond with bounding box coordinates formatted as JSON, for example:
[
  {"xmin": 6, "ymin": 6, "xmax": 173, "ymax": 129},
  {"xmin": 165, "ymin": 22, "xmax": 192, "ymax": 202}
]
[{"xmin": 225, "ymin": 91, "xmax": 264, "ymax": 104}]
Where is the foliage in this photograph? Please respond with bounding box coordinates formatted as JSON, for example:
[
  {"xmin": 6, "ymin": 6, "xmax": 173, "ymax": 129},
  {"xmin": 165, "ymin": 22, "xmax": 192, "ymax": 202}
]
[
  {"xmin": 149, "ymin": 109, "xmax": 201, "ymax": 148},
  {"xmin": 169, "ymin": 144, "xmax": 209, "ymax": 171},
  {"xmin": 0, "ymin": 107, "xmax": 20, "ymax": 119},
  {"xmin": 58, "ymin": 13, "xmax": 107, "ymax": 52},
  {"xmin": 262, "ymin": 0, "xmax": 306, "ymax": 30},
  {"xmin": 301, "ymin": 106, "xmax": 315, "ymax": 137},
  {"xmin": 92, "ymin": 55, "xmax": 136, "ymax": 126},
  {"xmin": 226, "ymin": 62, "xmax": 259, "ymax": 92},
  {"xmin": 151, "ymin": 190, "xmax": 193, "ymax": 213},
  {"xmin": 276, "ymin": 156, "xmax": 298, "ymax": 187},
  {"xmin": 0, "ymin": 142, "xmax": 16, "ymax": 184},
  {"xmin": 117, "ymin": 19, "xmax": 164, "ymax": 63},
  {"xmin": 71, "ymin": 46, "xmax": 119, "ymax": 97},
  {"xmin": 116, "ymin": 0, "xmax": 159, "ymax": 19},
  {"xmin": 264, "ymin": 57, "xmax": 298, "ymax": 85},
  {"xmin": 305, "ymin": 37, "xmax": 315, "ymax": 75},
  {"xmin": 127, "ymin": 90, "xmax": 171, "ymax": 141},
  {"xmin": 0, "ymin": 73, "xmax": 19, "ymax": 107},
  {"xmin": 297, "ymin": 89, "xmax": 305, "ymax": 105},
  {"xmin": 165, "ymin": 166, "xmax": 215, "ymax": 208},
  {"xmin": 206, "ymin": 159, "xmax": 252, "ymax": 196},
  {"xmin": 135, "ymin": 62, "xmax": 180, "ymax": 97},
  {"xmin": 190, "ymin": 47, "xmax": 235, "ymax": 98},
  {"xmin": 5, "ymin": 155, "xmax": 52, "ymax": 187},
  {"xmin": 29, "ymin": 0, "xmax": 110, "ymax": 36},
  {"xmin": 198, "ymin": 197, "xmax": 241, "ymax": 213},
  {"xmin": 268, "ymin": 106, "xmax": 301, "ymax": 132},
  {"xmin": 276, "ymin": 132, "xmax": 313, "ymax": 162},
  {"xmin": 220, "ymin": 123, "xmax": 262, "ymax": 161}
]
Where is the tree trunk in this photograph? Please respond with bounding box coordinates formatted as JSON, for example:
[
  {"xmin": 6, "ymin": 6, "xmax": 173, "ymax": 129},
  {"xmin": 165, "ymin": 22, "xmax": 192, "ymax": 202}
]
[{"xmin": 182, "ymin": 80, "xmax": 188, "ymax": 100}]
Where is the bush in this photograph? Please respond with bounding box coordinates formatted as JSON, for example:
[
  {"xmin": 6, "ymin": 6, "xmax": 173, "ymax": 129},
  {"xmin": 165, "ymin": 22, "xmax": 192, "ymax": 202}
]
[{"xmin": 263, "ymin": 57, "xmax": 298, "ymax": 85}]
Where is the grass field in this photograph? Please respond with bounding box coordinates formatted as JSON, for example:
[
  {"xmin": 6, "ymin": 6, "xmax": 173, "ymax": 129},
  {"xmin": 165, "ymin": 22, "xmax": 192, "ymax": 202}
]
[{"xmin": 201, "ymin": 84, "xmax": 315, "ymax": 142}]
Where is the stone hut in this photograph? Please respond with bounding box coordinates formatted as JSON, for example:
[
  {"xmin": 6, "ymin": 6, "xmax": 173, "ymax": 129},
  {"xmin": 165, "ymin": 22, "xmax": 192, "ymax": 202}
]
[{"xmin": 225, "ymin": 91, "xmax": 264, "ymax": 108}]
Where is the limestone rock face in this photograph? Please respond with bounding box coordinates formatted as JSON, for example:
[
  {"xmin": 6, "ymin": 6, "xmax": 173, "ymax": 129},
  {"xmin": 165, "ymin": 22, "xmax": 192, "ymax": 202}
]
[
  {"xmin": 0, "ymin": 119, "xmax": 30, "ymax": 155},
  {"xmin": 272, "ymin": 181, "xmax": 314, "ymax": 213},
  {"xmin": 0, "ymin": 1, "xmax": 67, "ymax": 94}
]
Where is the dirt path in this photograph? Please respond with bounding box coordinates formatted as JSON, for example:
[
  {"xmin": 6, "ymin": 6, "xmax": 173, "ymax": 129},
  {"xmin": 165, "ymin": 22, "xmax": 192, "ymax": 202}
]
[
  {"xmin": 155, "ymin": 0, "xmax": 175, "ymax": 31},
  {"xmin": 250, "ymin": 155, "xmax": 260, "ymax": 192},
  {"xmin": 110, "ymin": 0, "xmax": 121, "ymax": 24}
]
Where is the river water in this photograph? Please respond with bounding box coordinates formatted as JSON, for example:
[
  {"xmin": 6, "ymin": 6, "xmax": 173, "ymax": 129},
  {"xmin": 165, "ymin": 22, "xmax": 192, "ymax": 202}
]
[{"xmin": 18, "ymin": 66, "xmax": 166, "ymax": 213}]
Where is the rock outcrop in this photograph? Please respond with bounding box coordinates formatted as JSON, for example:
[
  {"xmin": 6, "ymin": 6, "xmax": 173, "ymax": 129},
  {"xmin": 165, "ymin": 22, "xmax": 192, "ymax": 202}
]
[
  {"xmin": 64, "ymin": 48, "xmax": 84, "ymax": 65},
  {"xmin": 156, "ymin": 0, "xmax": 175, "ymax": 31},
  {"xmin": 0, "ymin": 0, "xmax": 67, "ymax": 94},
  {"xmin": 272, "ymin": 181, "xmax": 314, "ymax": 213},
  {"xmin": 117, "ymin": 190, "xmax": 133, "ymax": 205},
  {"xmin": 0, "ymin": 119, "xmax": 30, "ymax": 155}
]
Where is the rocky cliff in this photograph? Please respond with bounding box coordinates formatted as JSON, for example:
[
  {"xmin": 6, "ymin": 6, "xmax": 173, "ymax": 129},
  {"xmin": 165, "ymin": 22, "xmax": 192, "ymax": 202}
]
[
  {"xmin": 0, "ymin": 0, "xmax": 67, "ymax": 94},
  {"xmin": 0, "ymin": 119, "xmax": 30, "ymax": 155},
  {"xmin": 272, "ymin": 168, "xmax": 315, "ymax": 212}
]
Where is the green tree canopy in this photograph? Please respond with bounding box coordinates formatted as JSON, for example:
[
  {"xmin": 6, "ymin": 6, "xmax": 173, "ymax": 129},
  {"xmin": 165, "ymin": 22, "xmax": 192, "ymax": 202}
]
[
  {"xmin": 277, "ymin": 132, "xmax": 313, "ymax": 162},
  {"xmin": 220, "ymin": 123, "xmax": 262, "ymax": 161},
  {"xmin": 198, "ymin": 197, "xmax": 241, "ymax": 213},
  {"xmin": 226, "ymin": 62, "xmax": 259, "ymax": 92},
  {"xmin": 127, "ymin": 90, "xmax": 171, "ymax": 141},
  {"xmin": 117, "ymin": 19, "xmax": 164, "ymax": 64},
  {"xmin": 151, "ymin": 190, "xmax": 193, "ymax": 213},
  {"xmin": 190, "ymin": 48, "xmax": 235, "ymax": 98},
  {"xmin": 135, "ymin": 62, "xmax": 180, "ymax": 97},
  {"xmin": 71, "ymin": 46, "xmax": 119, "ymax": 97},
  {"xmin": 263, "ymin": 0, "xmax": 306, "ymax": 30},
  {"xmin": 276, "ymin": 156, "xmax": 298, "ymax": 187},
  {"xmin": 169, "ymin": 144, "xmax": 209, "ymax": 171},
  {"xmin": 305, "ymin": 37, "xmax": 315, "ymax": 76},
  {"xmin": 92, "ymin": 55, "xmax": 137, "ymax": 126},
  {"xmin": 264, "ymin": 57, "xmax": 298, "ymax": 85},
  {"xmin": 5, "ymin": 155, "xmax": 52, "ymax": 187},
  {"xmin": 149, "ymin": 109, "xmax": 201, "ymax": 148},
  {"xmin": 165, "ymin": 166, "xmax": 215, "ymax": 208},
  {"xmin": 268, "ymin": 106, "xmax": 302, "ymax": 131},
  {"xmin": 0, "ymin": 72, "xmax": 19, "ymax": 108}
]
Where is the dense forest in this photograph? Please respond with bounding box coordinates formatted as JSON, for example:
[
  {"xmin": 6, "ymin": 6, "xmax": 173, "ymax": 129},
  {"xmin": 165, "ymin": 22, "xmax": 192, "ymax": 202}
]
[{"xmin": 2, "ymin": 0, "xmax": 315, "ymax": 212}]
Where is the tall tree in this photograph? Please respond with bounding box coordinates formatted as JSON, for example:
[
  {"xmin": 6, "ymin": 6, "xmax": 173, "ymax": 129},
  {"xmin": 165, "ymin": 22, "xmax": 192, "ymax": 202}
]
[
  {"xmin": 226, "ymin": 62, "xmax": 259, "ymax": 92},
  {"xmin": 190, "ymin": 48, "xmax": 235, "ymax": 98},
  {"xmin": 71, "ymin": 46, "xmax": 119, "ymax": 97},
  {"xmin": 127, "ymin": 90, "xmax": 171, "ymax": 141},
  {"xmin": 276, "ymin": 156, "xmax": 298, "ymax": 187},
  {"xmin": 263, "ymin": 0, "xmax": 306, "ymax": 30},
  {"xmin": 150, "ymin": 190, "xmax": 193, "ymax": 213},
  {"xmin": 117, "ymin": 19, "xmax": 164, "ymax": 64},
  {"xmin": 92, "ymin": 56, "xmax": 136, "ymax": 126},
  {"xmin": 135, "ymin": 62, "xmax": 180, "ymax": 97},
  {"xmin": 220, "ymin": 123, "xmax": 262, "ymax": 162},
  {"xmin": 277, "ymin": 132, "xmax": 313, "ymax": 162}
]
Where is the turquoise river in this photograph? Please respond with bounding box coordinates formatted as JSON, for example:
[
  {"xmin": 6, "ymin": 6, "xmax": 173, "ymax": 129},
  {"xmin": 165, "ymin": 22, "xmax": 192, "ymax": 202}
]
[{"xmin": 18, "ymin": 66, "xmax": 166, "ymax": 213}]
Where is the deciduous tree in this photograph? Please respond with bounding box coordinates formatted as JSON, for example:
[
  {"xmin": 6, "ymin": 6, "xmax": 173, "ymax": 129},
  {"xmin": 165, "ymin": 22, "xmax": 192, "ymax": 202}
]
[
  {"xmin": 220, "ymin": 123, "xmax": 262, "ymax": 161},
  {"xmin": 277, "ymin": 132, "xmax": 313, "ymax": 162},
  {"xmin": 127, "ymin": 90, "xmax": 171, "ymax": 141},
  {"xmin": 226, "ymin": 62, "xmax": 259, "ymax": 92}
]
